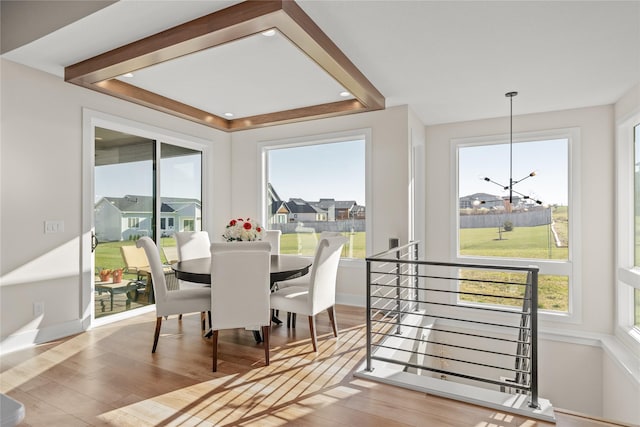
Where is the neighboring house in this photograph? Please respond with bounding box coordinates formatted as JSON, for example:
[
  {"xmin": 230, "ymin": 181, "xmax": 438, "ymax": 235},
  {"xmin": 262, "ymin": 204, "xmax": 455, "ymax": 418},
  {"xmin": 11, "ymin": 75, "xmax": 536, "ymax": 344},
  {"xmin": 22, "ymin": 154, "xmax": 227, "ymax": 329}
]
[
  {"xmin": 309, "ymin": 199, "xmax": 358, "ymax": 220},
  {"xmin": 95, "ymin": 195, "xmax": 201, "ymax": 241},
  {"xmin": 267, "ymin": 183, "xmax": 289, "ymax": 224},
  {"xmin": 285, "ymin": 198, "xmax": 325, "ymax": 222},
  {"xmin": 351, "ymin": 204, "xmax": 366, "ymax": 219},
  {"xmin": 267, "ymin": 184, "xmax": 366, "ymax": 224}
]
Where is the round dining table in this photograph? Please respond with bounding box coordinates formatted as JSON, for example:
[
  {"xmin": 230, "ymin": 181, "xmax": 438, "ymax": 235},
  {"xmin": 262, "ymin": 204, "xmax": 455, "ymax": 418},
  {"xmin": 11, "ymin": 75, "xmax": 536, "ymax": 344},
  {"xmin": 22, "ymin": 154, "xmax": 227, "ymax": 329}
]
[
  {"xmin": 172, "ymin": 254, "xmax": 312, "ymax": 342},
  {"xmin": 172, "ymin": 254, "xmax": 311, "ymax": 286}
]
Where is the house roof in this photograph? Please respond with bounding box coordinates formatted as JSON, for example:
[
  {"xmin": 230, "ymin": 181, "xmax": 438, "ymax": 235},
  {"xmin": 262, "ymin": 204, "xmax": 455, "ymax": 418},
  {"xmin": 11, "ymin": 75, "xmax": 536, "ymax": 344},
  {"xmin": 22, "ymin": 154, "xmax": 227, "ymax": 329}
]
[
  {"xmin": 99, "ymin": 195, "xmax": 201, "ymax": 214},
  {"xmin": 285, "ymin": 198, "xmax": 323, "ymax": 214}
]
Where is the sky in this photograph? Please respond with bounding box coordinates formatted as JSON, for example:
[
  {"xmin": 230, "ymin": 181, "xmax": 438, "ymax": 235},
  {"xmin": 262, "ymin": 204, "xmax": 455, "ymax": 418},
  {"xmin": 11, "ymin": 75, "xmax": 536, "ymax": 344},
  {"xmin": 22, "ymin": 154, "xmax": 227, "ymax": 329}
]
[
  {"xmin": 95, "ymin": 136, "xmax": 566, "ymax": 207},
  {"xmin": 459, "ymin": 138, "xmax": 569, "ymax": 205},
  {"xmin": 95, "ymin": 154, "xmax": 202, "ymax": 201},
  {"xmin": 95, "ymin": 140, "xmax": 366, "ymax": 205},
  {"xmin": 268, "ymin": 139, "xmax": 366, "ymax": 204}
]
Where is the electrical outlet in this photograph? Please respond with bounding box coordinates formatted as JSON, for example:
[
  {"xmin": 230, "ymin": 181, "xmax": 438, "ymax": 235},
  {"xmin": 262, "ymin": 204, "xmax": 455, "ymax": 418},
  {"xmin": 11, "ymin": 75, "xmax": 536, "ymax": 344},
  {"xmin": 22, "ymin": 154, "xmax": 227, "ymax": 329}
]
[
  {"xmin": 44, "ymin": 220, "xmax": 64, "ymax": 234},
  {"xmin": 33, "ymin": 301, "xmax": 44, "ymax": 316}
]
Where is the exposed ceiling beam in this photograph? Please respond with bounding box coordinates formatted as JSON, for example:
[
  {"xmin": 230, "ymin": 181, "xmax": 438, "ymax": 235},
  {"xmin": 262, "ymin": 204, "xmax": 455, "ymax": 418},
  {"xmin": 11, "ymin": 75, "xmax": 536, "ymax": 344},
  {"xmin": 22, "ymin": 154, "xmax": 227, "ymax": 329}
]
[{"xmin": 65, "ymin": 0, "xmax": 385, "ymax": 132}]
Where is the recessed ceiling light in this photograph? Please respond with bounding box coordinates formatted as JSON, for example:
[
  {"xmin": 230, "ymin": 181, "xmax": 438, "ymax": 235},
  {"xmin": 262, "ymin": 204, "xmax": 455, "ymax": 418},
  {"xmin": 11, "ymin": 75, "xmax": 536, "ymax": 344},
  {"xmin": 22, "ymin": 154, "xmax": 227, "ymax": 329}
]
[
  {"xmin": 262, "ymin": 29, "xmax": 276, "ymax": 37},
  {"xmin": 122, "ymin": 73, "xmax": 134, "ymax": 78},
  {"xmin": 224, "ymin": 112, "xmax": 234, "ymax": 118},
  {"xmin": 340, "ymin": 91, "xmax": 351, "ymax": 97}
]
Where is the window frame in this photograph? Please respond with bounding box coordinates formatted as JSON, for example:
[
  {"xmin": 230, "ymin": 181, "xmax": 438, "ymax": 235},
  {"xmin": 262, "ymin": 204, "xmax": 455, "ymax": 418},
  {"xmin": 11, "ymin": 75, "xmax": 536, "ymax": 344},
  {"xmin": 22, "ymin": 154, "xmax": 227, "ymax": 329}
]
[
  {"xmin": 258, "ymin": 129, "xmax": 372, "ymax": 264},
  {"xmin": 451, "ymin": 127, "xmax": 582, "ymax": 323},
  {"xmin": 616, "ymin": 110, "xmax": 640, "ymax": 350},
  {"xmin": 128, "ymin": 217, "xmax": 140, "ymax": 229}
]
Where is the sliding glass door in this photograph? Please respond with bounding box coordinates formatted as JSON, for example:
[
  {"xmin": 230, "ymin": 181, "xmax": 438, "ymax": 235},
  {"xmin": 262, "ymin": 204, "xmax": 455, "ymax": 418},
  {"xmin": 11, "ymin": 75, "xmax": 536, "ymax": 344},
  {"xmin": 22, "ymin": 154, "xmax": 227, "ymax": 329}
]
[
  {"xmin": 159, "ymin": 143, "xmax": 203, "ymax": 264},
  {"xmin": 92, "ymin": 127, "xmax": 202, "ymax": 320}
]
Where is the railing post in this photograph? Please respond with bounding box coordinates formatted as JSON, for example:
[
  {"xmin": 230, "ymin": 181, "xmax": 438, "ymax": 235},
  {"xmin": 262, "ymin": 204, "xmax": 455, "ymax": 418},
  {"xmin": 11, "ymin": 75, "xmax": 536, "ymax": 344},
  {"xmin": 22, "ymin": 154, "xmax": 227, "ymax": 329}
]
[
  {"xmin": 390, "ymin": 239, "xmax": 402, "ymax": 335},
  {"xmin": 413, "ymin": 242, "xmax": 419, "ymax": 312},
  {"xmin": 365, "ymin": 258, "xmax": 373, "ymax": 372},
  {"xmin": 528, "ymin": 268, "xmax": 539, "ymax": 409}
]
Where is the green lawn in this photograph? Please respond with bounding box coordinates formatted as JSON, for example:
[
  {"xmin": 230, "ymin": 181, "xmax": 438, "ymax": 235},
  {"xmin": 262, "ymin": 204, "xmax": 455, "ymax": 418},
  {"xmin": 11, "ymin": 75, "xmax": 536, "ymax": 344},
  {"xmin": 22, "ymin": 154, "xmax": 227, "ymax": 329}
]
[
  {"xmin": 280, "ymin": 232, "xmax": 366, "ymax": 259},
  {"xmin": 459, "ymin": 208, "xmax": 569, "ymax": 312},
  {"xmin": 95, "ymin": 225, "xmax": 572, "ymax": 312},
  {"xmin": 460, "ymin": 224, "xmax": 567, "ymax": 260},
  {"xmin": 94, "ymin": 233, "xmax": 366, "ymax": 278}
]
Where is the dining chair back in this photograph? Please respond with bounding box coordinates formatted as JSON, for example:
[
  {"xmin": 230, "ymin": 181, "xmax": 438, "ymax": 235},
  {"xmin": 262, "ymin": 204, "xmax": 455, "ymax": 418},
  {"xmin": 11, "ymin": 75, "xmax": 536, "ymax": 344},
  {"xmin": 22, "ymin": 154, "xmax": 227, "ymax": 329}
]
[
  {"xmin": 210, "ymin": 241, "xmax": 271, "ymax": 371},
  {"xmin": 136, "ymin": 236, "xmax": 211, "ymax": 353},
  {"xmin": 175, "ymin": 231, "xmax": 211, "ymax": 261},
  {"xmin": 270, "ymin": 235, "xmax": 347, "ymax": 352},
  {"xmin": 262, "ymin": 229, "xmax": 281, "ymax": 254}
]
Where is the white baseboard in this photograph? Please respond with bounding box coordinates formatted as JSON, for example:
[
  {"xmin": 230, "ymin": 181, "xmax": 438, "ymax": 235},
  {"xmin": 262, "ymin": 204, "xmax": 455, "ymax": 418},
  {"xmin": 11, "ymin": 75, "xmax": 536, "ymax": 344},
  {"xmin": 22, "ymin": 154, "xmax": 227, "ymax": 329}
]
[
  {"xmin": 336, "ymin": 293, "xmax": 365, "ymax": 307},
  {"xmin": 0, "ymin": 319, "xmax": 84, "ymax": 356}
]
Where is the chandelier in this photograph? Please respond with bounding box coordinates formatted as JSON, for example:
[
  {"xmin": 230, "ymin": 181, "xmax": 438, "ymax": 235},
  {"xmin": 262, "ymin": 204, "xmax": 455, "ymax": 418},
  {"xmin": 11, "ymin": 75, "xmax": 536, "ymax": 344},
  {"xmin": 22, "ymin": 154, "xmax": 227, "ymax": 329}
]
[{"xmin": 482, "ymin": 91, "xmax": 542, "ymax": 206}]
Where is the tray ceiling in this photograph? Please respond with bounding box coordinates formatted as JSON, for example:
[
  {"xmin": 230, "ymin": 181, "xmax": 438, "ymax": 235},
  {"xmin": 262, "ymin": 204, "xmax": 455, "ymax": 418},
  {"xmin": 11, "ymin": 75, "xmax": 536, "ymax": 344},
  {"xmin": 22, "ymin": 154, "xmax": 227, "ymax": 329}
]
[{"xmin": 64, "ymin": 0, "xmax": 385, "ymax": 132}]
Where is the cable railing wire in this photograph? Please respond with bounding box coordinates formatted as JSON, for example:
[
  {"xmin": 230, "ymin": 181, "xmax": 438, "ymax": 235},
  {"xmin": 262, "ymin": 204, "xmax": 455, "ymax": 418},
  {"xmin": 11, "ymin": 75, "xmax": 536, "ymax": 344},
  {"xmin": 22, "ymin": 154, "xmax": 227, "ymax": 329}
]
[{"xmin": 365, "ymin": 240, "xmax": 539, "ymax": 409}]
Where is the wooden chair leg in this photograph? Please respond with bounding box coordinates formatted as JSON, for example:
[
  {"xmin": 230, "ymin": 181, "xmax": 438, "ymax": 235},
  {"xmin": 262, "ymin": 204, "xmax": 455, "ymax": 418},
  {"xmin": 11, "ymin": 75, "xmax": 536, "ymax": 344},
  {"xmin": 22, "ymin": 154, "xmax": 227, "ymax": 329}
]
[
  {"xmin": 200, "ymin": 312, "xmax": 206, "ymax": 332},
  {"xmin": 262, "ymin": 325, "xmax": 270, "ymax": 366},
  {"xmin": 308, "ymin": 315, "xmax": 318, "ymax": 352},
  {"xmin": 327, "ymin": 306, "xmax": 338, "ymax": 337},
  {"xmin": 212, "ymin": 330, "xmax": 219, "ymax": 372},
  {"xmin": 286, "ymin": 312, "xmax": 291, "ymax": 328},
  {"xmin": 152, "ymin": 317, "xmax": 162, "ymax": 353}
]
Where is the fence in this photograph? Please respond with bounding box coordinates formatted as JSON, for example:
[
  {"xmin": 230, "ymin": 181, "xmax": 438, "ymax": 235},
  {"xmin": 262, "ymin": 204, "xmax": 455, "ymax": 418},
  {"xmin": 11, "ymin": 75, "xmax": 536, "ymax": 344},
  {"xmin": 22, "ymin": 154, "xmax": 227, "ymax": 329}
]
[
  {"xmin": 460, "ymin": 208, "xmax": 551, "ymax": 229},
  {"xmin": 362, "ymin": 241, "xmax": 541, "ymax": 411},
  {"xmin": 269, "ymin": 219, "xmax": 365, "ymax": 234}
]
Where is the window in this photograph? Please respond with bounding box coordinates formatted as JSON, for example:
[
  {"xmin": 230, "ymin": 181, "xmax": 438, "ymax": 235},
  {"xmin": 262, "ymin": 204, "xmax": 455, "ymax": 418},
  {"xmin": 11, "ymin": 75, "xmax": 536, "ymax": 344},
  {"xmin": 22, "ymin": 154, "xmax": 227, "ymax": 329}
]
[
  {"xmin": 454, "ymin": 129, "xmax": 579, "ymax": 316},
  {"xmin": 617, "ymin": 113, "xmax": 640, "ymax": 344},
  {"xmin": 128, "ymin": 217, "xmax": 140, "ymax": 229},
  {"xmin": 183, "ymin": 219, "xmax": 195, "ymax": 231},
  {"xmin": 262, "ymin": 132, "xmax": 368, "ymax": 259}
]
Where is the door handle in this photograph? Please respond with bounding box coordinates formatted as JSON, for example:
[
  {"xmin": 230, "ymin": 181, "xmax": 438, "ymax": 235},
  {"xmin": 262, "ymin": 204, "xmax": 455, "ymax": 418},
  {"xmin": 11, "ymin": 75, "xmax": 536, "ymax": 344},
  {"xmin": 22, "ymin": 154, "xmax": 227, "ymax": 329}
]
[{"xmin": 91, "ymin": 232, "xmax": 99, "ymax": 253}]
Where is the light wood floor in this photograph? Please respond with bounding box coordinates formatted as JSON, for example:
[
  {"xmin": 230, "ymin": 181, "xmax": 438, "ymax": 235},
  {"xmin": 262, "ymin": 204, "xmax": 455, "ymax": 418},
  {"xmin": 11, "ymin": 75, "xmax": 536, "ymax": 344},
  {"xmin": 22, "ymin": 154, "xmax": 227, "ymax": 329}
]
[{"xmin": 0, "ymin": 305, "xmax": 628, "ymax": 426}]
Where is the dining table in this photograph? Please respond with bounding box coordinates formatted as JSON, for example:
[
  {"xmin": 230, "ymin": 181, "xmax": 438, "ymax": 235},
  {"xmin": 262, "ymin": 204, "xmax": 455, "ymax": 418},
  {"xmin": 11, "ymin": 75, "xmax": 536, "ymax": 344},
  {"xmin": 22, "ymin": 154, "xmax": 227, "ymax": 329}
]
[{"xmin": 172, "ymin": 254, "xmax": 312, "ymax": 342}]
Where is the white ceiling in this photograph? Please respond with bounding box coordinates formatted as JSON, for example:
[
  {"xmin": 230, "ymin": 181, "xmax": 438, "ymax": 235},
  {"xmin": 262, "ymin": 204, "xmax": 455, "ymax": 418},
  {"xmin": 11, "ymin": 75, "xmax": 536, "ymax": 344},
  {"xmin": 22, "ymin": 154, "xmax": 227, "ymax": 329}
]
[{"xmin": 2, "ymin": 0, "xmax": 639, "ymax": 126}]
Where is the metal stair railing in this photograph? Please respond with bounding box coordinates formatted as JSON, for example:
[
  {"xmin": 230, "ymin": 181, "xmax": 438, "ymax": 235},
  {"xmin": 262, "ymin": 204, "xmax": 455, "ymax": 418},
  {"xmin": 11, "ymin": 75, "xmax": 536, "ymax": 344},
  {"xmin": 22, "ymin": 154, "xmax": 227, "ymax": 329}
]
[{"xmin": 365, "ymin": 240, "xmax": 539, "ymax": 409}]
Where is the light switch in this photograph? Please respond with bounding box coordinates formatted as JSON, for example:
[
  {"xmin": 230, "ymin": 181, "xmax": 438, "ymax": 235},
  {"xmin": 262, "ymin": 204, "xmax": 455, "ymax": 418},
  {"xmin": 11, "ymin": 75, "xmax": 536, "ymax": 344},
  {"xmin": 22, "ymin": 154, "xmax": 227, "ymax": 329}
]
[{"xmin": 44, "ymin": 220, "xmax": 64, "ymax": 233}]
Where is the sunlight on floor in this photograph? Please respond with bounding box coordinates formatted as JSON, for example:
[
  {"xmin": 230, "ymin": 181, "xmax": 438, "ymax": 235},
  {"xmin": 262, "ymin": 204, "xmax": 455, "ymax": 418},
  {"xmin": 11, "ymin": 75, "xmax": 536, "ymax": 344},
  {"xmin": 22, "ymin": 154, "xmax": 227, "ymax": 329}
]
[
  {"xmin": 0, "ymin": 327, "xmax": 117, "ymax": 394},
  {"xmin": 96, "ymin": 325, "xmax": 368, "ymax": 425},
  {"xmin": 474, "ymin": 412, "xmax": 539, "ymax": 427}
]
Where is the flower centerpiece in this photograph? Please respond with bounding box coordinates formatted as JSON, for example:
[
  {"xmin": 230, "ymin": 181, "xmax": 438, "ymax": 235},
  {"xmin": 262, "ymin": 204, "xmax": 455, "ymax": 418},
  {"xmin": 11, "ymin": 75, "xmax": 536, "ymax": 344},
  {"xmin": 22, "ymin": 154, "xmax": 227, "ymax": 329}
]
[{"xmin": 222, "ymin": 217, "xmax": 264, "ymax": 242}]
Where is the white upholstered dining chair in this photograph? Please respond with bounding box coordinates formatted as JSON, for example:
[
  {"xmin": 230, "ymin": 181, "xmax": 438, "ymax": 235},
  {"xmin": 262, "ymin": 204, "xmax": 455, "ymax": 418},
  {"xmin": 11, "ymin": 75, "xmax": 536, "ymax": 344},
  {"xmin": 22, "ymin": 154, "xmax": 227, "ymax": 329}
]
[
  {"xmin": 136, "ymin": 237, "xmax": 211, "ymax": 353},
  {"xmin": 175, "ymin": 231, "xmax": 211, "ymax": 261},
  {"xmin": 275, "ymin": 231, "xmax": 345, "ymax": 291},
  {"xmin": 210, "ymin": 241, "xmax": 271, "ymax": 371},
  {"xmin": 269, "ymin": 235, "xmax": 347, "ymax": 352},
  {"xmin": 262, "ymin": 229, "xmax": 281, "ymax": 254}
]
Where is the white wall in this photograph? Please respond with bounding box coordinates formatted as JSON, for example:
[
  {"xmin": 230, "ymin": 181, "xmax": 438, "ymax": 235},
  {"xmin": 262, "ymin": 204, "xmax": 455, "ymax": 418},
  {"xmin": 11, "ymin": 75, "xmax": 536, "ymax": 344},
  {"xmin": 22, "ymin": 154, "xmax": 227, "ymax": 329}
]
[{"xmin": 0, "ymin": 58, "xmax": 230, "ymax": 352}]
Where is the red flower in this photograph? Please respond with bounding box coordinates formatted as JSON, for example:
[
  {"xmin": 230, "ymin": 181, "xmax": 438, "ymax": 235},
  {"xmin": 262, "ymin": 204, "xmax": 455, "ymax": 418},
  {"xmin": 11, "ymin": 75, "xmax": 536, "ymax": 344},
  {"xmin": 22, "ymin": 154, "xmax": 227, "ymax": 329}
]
[
  {"xmin": 229, "ymin": 219, "xmax": 237, "ymax": 226},
  {"xmin": 256, "ymin": 227, "xmax": 262, "ymax": 232},
  {"xmin": 243, "ymin": 222, "xmax": 252, "ymax": 230}
]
